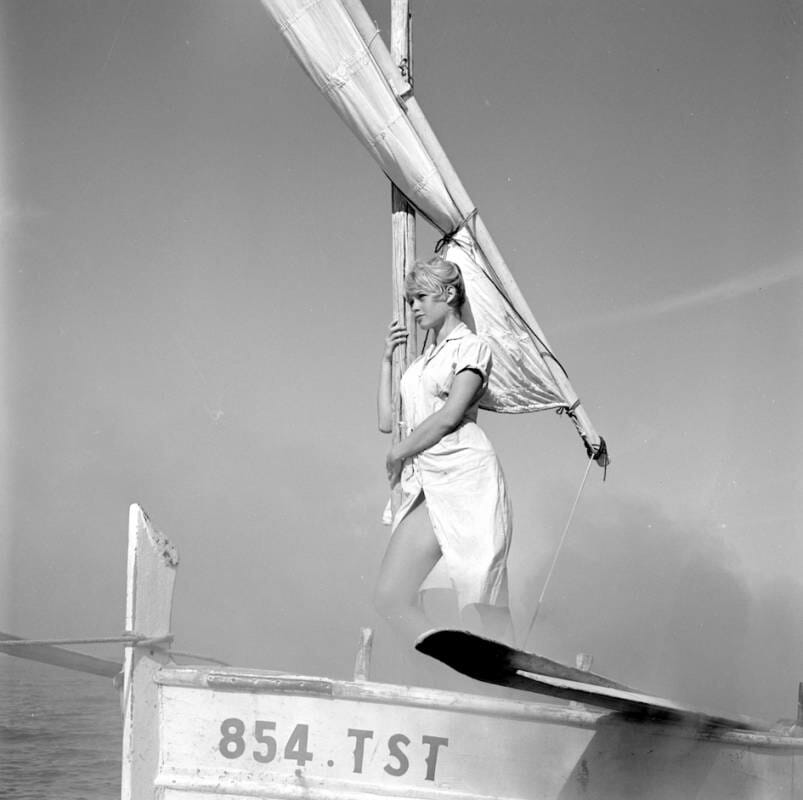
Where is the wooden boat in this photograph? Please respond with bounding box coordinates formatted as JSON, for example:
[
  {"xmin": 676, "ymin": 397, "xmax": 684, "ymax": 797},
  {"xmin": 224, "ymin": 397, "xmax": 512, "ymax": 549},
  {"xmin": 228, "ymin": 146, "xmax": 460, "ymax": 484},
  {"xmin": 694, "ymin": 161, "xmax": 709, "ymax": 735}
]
[
  {"xmin": 4, "ymin": 503, "xmax": 803, "ymax": 799},
  {"xmin": 4, "ymin": 3, "xmax": 801, "ymax": 798}
]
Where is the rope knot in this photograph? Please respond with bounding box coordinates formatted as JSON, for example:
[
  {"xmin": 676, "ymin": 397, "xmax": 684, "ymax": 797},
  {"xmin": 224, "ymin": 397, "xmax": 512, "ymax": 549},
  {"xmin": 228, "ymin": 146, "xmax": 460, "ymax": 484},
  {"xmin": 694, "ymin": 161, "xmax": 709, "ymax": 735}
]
[
  {"xmin": 122, "ymin": 630, "xmax": 174, "ymax": 650},
  {"xmin": 434, "ymin": 209, "xmax": 479, "ymax": 254}
]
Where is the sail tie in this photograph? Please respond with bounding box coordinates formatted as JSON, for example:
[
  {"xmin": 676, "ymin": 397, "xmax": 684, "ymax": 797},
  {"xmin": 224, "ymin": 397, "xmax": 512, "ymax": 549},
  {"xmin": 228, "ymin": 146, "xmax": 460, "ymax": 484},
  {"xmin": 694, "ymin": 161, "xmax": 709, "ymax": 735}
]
[
  {"xmin": 434, "ymin": 209, "xmax": 479, "ymax": 254},
  {"xmin": 556, "ymin": 399, "xmax": 582, "ymax": 415}
]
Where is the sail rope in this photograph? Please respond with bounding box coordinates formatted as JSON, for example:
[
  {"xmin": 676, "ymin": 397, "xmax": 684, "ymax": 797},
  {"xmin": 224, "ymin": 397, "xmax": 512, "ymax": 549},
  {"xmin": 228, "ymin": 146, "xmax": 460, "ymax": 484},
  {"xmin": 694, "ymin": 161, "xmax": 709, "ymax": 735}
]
[{"xmin": 520, "ymin": 452, "xmax": 596, "ymax": 649}]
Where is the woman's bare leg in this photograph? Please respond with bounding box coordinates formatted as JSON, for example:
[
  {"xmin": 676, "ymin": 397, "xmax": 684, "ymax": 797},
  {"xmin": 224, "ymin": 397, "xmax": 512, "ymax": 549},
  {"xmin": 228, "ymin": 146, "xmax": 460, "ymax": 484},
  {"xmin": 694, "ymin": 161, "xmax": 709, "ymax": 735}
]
[{"xmin": 374, "ymin": 497, "xmax": 442, "ymax": 644}]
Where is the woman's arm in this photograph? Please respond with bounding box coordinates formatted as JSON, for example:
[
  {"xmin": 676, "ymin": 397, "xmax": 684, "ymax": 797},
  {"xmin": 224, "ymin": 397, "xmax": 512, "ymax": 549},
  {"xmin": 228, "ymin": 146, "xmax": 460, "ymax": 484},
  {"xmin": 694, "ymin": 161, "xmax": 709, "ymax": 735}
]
[
  {"xmin": 386, "ymin": 369, "xmax": 483, "ymax": 484},
  {"xmin": 377, "ymin": 320, "xmax": 408, "ymax": 433}
]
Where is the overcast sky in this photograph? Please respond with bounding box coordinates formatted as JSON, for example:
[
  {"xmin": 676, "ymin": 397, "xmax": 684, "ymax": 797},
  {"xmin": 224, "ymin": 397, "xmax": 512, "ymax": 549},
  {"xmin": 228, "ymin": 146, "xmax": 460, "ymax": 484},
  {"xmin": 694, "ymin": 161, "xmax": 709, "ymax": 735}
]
[{"xmin": 2, "ymin": 0, "xmax": 802, "ymax": 722}]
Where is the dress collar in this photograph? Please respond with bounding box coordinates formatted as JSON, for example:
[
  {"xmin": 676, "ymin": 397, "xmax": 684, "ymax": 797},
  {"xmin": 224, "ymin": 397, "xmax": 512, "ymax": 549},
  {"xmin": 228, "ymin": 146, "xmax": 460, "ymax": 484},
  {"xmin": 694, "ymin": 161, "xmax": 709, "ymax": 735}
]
[
  {"xmin": 423, "ymin": 321, "xmax": 471, "ymax": 361},
  {"xmin": 442, "ymin": 321, "xmax": 471, "ymax": 342}
]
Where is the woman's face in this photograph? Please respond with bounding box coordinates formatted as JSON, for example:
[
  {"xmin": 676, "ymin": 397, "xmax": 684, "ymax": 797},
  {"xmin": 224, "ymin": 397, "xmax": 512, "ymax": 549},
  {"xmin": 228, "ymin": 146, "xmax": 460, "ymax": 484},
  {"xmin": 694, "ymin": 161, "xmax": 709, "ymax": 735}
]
[{"xmin": 409, "ymin": 289, "xmax": 453, "ymax": 330}]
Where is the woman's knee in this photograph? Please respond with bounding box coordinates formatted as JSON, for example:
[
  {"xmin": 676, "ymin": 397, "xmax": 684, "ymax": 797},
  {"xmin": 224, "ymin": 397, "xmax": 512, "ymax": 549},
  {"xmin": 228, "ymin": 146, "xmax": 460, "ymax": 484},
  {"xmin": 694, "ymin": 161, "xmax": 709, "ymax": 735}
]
[{"xmin": 373, "ymin": 579, "xmax": 414, "ymax": 620}]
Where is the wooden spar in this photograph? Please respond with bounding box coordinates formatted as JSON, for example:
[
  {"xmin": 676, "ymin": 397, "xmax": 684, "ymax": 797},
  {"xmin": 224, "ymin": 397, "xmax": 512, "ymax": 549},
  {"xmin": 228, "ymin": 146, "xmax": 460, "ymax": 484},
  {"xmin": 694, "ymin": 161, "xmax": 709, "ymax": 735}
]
[
  {"xmin": 390, "ymin": 0, "xmax": 416, "ymax": 516},
  {"xmin": 353, "ymin": 626, "xmax": 374, "ymax": 681},
  {"xmin": 0, "ymin": 631, "xmax": 121, "ymax": 678},
  {"xmin": 798, "ymin": 682, "xmax": 803, "ymax": 727},
  {"xmin": 341, "ymin": 0, "xmax": 605, "ymax": 461},
  {"xmin": 120, "ymin": 503, "xmax": 178, "ymax": 800}
]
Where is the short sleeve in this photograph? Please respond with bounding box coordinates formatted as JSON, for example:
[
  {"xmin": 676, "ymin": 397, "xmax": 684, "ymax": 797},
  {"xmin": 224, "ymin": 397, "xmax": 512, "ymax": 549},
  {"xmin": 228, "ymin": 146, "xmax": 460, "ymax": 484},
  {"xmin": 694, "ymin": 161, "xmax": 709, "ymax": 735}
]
[{"xmin": 454, "ymin": 336, "xmax": 492, "ymax": 392}]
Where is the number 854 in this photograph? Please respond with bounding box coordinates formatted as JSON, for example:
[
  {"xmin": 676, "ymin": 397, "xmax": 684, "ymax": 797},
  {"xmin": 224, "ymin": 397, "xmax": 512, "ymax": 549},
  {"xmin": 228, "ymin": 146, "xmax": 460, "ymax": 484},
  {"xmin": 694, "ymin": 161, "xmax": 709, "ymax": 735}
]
[{"xmin": 219, "ymin": 718, "xmax": 312, "ymax": 765}]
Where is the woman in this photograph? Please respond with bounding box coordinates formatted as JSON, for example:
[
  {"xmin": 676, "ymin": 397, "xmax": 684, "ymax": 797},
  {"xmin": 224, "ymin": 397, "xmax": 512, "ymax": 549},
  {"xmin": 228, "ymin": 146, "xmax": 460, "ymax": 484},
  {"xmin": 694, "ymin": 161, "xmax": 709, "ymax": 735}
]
[{"xmin": 375, "ymin": 256, "xmax": 514, "ymax": 646}]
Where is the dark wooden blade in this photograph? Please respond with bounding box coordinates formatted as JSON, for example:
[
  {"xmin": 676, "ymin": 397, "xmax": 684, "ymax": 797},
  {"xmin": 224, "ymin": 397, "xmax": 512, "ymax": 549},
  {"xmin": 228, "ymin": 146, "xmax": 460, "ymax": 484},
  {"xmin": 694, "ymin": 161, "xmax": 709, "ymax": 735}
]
[
  {"xmin": 416, "ymin": 629, "xmax": 771, "ymax": 732},
  {"xmin": 416, "ymin": 629, "xmax": 631, "ymax": 691}
]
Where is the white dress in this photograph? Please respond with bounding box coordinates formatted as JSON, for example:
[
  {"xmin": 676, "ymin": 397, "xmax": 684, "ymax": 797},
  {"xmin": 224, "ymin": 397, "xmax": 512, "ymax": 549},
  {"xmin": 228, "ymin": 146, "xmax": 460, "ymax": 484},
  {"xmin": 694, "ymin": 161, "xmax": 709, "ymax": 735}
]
[{"xmin": 393, "ymin": 322, "xmax": 512, "ymax": 610}]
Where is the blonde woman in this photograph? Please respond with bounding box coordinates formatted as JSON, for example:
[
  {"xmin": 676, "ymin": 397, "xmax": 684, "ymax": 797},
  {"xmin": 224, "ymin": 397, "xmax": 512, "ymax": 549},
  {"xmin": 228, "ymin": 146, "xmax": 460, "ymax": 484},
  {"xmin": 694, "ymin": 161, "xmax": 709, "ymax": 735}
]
[{"xmin": 375, "ymin": 256, "xmax": 513, "ymax": 646}]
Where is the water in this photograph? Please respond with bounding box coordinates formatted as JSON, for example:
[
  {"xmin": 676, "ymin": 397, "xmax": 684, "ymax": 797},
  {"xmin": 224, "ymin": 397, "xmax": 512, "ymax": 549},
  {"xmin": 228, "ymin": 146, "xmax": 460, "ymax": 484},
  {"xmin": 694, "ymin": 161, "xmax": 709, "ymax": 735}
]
[{"xmin": 0, "ymin": 657, "xmax": 121, "ymax": 800}]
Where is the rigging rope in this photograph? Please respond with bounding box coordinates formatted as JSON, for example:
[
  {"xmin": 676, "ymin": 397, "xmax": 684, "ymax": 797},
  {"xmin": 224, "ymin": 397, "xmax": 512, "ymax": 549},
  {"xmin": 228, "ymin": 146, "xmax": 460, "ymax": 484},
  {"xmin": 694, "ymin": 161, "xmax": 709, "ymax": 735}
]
[{"xmin": 520, "ymin": 453, "xmax": 596, "ymax": 649}]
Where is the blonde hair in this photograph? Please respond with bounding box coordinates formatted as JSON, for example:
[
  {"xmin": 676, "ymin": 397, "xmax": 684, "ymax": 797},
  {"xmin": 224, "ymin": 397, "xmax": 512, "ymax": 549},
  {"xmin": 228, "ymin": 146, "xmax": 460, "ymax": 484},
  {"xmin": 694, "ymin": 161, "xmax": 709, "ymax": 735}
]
[{"xmin": 404, "ymin": 256, "xmax": 466, "ymax": 308}]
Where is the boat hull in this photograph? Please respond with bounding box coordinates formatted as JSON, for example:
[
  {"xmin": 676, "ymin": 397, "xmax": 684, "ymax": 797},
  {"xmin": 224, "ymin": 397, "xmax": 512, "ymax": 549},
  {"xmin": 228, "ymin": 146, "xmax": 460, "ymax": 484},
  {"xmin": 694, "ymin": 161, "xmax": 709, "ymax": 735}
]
[{"xmin": 152, "ymin": 666, "xmax": 803, "ymax": 800}]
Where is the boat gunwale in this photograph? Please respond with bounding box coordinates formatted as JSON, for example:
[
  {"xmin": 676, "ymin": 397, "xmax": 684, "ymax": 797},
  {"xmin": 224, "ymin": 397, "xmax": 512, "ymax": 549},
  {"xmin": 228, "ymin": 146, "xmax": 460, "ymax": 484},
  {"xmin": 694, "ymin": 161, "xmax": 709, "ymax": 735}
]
[
  {"xmin": 154, "ymin": 770, "xmax": 521, "ymax": 800},
  {"xmin": 155, "ymin": 665, "xmax": 803, "ymax": 753}
]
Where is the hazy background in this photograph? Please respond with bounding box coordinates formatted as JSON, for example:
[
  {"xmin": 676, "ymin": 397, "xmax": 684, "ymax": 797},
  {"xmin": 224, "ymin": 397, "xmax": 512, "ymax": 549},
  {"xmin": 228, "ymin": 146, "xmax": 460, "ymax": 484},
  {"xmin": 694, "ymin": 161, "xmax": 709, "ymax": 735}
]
[{"xmin": 2, "ymin": 0, "xmax": 801, "ymax": 723}]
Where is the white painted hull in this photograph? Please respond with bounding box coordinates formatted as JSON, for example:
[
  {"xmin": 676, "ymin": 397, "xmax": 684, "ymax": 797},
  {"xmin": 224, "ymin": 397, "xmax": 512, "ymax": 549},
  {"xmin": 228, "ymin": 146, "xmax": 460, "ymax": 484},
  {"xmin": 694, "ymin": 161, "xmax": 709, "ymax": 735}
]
[{"xmin": 151, "ymin": 666, "xmax": 803, "ymax": 800}]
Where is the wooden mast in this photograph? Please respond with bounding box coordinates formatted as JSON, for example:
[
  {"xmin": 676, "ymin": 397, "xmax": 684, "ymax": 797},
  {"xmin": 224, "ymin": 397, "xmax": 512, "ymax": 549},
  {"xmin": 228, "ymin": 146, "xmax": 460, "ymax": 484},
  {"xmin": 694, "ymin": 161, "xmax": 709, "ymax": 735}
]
[{"xmin": 390, "ymin": 0, "xmax": 416, "ymax": 514}]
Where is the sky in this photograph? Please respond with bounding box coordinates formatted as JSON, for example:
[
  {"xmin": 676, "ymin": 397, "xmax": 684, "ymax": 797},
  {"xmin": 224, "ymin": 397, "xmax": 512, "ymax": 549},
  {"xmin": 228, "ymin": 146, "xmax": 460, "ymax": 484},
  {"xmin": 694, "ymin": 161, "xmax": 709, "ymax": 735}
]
[{"xmin": 1, "ymin": 0, "xmax": 802, "ymax": 723}]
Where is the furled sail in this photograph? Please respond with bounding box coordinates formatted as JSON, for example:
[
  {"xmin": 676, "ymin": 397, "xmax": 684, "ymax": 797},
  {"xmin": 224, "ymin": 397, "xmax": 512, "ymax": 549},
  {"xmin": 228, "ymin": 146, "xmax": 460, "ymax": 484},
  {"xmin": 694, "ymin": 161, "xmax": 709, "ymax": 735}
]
[{"xmin": 260, "ymin": 0, "xmax": 606, "ymax": 462}]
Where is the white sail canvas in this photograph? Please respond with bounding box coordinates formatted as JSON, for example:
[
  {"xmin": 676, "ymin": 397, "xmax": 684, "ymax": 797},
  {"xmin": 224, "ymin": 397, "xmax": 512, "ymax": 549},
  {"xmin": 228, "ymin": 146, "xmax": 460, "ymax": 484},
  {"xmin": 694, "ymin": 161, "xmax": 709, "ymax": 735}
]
[{"xmin": 260, "ymin": 0, "xmax": 605, "ymax": 458}]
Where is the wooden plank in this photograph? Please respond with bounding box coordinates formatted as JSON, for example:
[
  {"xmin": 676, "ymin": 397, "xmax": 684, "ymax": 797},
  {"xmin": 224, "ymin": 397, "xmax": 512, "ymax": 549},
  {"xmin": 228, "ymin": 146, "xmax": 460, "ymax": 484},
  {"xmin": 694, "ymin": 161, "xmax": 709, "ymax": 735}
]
[
  {"xmin": 353, "ymin": 627, "xmax": 374, "ymax": 681},
  {"xmin": 155, "ymin": 665, "xmax": 803, "ymax": 750},
  {"xmin": 0, "ymin": 631, "xmax": 121, "ymax": 678},
  {"xmin": 120, "ymin": 503, "xmax": 179, "ymax": 800}
]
